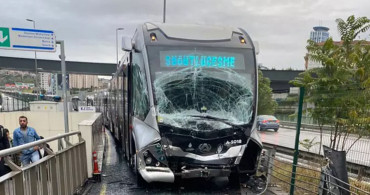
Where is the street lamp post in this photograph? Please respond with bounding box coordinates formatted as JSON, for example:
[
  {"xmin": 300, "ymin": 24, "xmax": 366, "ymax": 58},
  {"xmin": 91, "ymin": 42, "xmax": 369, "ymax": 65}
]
[
  {"xmin": 26, "ymin": 19, "xmax": 39, "ymax": 99},
  {"xmin": 116, "ymin": 28, "xmax": 124, "ymax": 67},
  {"xmin": 163, "ymin": 0, "xmax": 166, "ymax": 23}
]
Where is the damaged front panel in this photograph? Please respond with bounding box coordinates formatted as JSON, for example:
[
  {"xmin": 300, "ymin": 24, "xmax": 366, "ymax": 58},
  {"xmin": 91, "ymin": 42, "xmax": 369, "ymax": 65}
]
[
  {"xmin": 149, "ymin": 46, "xmax": 255, "ymax": 132},
  {"xmin": 154, "ymin": 67, "xmax": 253, "ymax": 130},
  {"xmin": 144, "ymin": 46, "xmax": 258, "ymax": 171}
]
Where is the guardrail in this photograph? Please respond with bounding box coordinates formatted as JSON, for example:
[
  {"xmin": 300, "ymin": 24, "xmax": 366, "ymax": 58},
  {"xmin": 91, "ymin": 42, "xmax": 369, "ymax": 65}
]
[
  {"xmin": 280, "ymin": 121, "xmax": 332, "ymax": 132},
  {"xmin": 0, "ymin": 131, "xmax": 88, "ymax": 195}
]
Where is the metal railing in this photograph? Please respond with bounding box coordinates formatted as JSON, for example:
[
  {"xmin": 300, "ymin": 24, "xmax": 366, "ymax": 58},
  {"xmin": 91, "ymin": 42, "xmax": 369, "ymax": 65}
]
[
  {"xmin": 0, "ymin": 131, "xmax": 88, "ymax": 195},
  {"xmin": 262, "ymin": 143, "xmax": 370, "ymax": 194},
  {"xmin": 280, "ymin": 121, "xmax": 332, "ymax": 132},
  {"xmin": 0, "ymin": 96, "xmax": 30, "ymax": 112}
]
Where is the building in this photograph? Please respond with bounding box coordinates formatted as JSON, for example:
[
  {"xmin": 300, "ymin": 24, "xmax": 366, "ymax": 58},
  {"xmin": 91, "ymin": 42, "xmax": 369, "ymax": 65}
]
[
  {"xmin": 69, "ymin": 74, "xmax": 99, "ymax": 89},
  {"xmin": 50, "ymin": 73, "xmax": 58, "ymax": 95},
  {"xmin": 310, "ymin": 26, "xmax": 330, "ymax": 43},
  {"xmin": 305, "ymin": 26, "xmax": 330, "ymax": 69},
  {"xmin": 40, "ymin": 72, "xmax": 51, "ymax": 92}
]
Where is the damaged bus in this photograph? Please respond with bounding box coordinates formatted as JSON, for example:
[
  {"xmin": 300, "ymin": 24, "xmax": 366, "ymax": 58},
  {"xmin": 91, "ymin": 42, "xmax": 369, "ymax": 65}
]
[{"xmin": 110, "ymin": 22, "xmax": 265, "ymax": 189}]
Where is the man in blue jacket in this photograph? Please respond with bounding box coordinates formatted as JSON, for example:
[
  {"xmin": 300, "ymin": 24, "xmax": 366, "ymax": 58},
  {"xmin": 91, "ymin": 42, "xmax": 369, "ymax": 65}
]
[{"xmin": 13, "ymin": 116, "xmax": 40, "ymax": 166}]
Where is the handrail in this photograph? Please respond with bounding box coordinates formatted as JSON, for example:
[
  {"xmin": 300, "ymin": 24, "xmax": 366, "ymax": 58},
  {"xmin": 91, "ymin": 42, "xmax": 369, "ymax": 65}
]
[{"xmin": 0, "ymin": 131, "xmax": 81, "ymax": 157}]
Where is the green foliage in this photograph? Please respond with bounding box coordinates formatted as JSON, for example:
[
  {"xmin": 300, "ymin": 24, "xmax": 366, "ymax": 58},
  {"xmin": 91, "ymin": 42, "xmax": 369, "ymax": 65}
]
[
  {"xmin": 291, "ymin": 15, "xmax": 370, "ymax": 151},
  {"xmin": 258, "ymin": 70, "xmax": 278, "ymax": 115},
  {"xmin": 0, "ymin": 72, "xmax": 35, "ymax": 86},
  {"xmin": 299, "ymin": 137, "xmax": 319, "ymax": 152}
]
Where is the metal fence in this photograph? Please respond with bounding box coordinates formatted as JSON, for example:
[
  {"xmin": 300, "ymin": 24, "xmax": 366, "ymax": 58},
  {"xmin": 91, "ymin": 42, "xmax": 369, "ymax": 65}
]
[
  {"xmin": 273, "ymin": 86, "xmax": 370, "ymax": 182},
  {"xmin": 1, "ymin": 96, "xmax": 30, "ymax": 112},
  {"xmin": 262, "ymin": 143, "xmax": 370, "ymax": 194},
  {"xmin": 0, "ymin": 131, "xmax": 88, "ymax": 195}
]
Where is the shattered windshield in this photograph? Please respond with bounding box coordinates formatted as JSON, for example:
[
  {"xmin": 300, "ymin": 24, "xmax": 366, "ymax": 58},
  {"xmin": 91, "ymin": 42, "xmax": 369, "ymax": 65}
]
[{"xmin": 147, "ymin": 46, "xmax": 256, "ymax": 131}]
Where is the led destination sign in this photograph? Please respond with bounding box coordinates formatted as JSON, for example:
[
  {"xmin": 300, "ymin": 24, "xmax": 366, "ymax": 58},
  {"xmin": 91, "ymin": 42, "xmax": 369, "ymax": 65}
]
[
  {"xmin": 160, "ymin": 50, "xmax": 245, "ymax": 70},
  {"xmin": 165, "ymin": 55, "xmax": 235, "ymax": 68}
]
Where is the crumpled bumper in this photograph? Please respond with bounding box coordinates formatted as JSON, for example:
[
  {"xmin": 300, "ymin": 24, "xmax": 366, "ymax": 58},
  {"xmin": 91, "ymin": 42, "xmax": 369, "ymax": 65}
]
[{"xmin": 139, "ymin": 166, "xmax": 175, "ymax": 183}]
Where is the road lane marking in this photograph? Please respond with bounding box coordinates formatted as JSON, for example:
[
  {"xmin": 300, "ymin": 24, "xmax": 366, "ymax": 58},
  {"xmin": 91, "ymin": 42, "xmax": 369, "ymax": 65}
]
[
  {"xmin": 100, "ymin": 184, "xmax": 106, "ymax": 195},
  {"xmin": 106, "ymin": 131, "xmax": 111, "ymax": 164}
]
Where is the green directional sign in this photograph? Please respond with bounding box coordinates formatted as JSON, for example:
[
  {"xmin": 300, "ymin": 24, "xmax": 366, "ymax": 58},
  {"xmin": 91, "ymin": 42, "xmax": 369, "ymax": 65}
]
[
  {"xmin": 0, "ymin": 27, "xmax": 55, "ymax": 52},
  {"xmin": 0, "ymin": 27, "xmax": 10, "ymax": 48}
]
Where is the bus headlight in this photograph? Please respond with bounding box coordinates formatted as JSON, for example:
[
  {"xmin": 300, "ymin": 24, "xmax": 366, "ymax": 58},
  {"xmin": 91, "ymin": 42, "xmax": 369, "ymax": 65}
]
[
  {"xmin": 141, "ymin": 142, "xmax": 168, "ymax": 167},
  {"xmin": 145, "ymin": 157, "xmax": 152, "ymax": 165}
]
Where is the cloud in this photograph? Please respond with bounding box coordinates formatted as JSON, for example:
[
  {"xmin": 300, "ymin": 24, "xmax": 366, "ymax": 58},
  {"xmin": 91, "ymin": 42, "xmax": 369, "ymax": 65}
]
[{"xmin": 0, "ymin": 0, "xmax": 369, "ymax": 70}]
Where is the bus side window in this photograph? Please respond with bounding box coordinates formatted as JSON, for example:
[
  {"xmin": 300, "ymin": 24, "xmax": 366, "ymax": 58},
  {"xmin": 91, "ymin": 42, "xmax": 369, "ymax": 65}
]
[{"xmin": 132, "ymin": 52, "xmax": 150, "ymax": 120}]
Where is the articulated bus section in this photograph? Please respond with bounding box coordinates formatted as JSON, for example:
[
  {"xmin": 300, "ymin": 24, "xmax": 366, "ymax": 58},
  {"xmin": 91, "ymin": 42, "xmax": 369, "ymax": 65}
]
[{"xmin": 95, "ymin": 22, "xmax": 266, "ymax": 192}]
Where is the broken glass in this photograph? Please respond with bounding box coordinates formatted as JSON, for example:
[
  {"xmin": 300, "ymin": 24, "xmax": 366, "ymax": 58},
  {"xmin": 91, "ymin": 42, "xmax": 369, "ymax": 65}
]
[{"xmin": 154, "ymin": 66, "xmax": 253, "ymax": 131}]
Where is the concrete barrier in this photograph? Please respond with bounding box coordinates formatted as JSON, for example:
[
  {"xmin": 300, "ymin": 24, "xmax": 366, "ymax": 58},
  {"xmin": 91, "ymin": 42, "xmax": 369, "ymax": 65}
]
[{"xmin": 78, "ymin": 113, "xmax": 103, "ymax": 177}]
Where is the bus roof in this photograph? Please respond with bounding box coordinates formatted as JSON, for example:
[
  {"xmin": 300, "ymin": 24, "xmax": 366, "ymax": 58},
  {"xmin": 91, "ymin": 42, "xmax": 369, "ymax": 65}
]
[{"xmin": 145, "ymin": 22, "xmax": 244, "ymax": 41}]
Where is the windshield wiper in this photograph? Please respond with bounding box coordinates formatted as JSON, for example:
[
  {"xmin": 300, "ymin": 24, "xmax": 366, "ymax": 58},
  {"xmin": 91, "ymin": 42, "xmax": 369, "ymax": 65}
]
[{"xmin": 189, "ymin": 115, "xmax": 250, "ymax": 135}]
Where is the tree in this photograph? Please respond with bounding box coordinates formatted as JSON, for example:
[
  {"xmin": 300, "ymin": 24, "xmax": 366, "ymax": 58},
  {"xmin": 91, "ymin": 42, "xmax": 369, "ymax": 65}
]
[
  {"xmin": 291, "ymin": 15, "xmax": 370, "ymax": 153},
  {"xmin": 258, "ymin": 70, "xmax": 278, "ymax": 115}
]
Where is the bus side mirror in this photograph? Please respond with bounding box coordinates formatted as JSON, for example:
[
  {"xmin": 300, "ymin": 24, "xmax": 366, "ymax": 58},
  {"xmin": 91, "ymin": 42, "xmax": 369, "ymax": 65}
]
[{"xmin": 122, "ymin": 36, "xmax": 133, "ymax": 51}]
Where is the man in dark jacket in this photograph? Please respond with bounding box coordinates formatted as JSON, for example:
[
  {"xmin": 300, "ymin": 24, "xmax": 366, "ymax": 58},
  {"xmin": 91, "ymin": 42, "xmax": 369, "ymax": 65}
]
[
  {"xmin": 0, "ymin": 125, "xmax": 11, "ymax": 176},
  {"xmin": 38, "ymin": 136, "xmax": 53, "ymax": 159}
]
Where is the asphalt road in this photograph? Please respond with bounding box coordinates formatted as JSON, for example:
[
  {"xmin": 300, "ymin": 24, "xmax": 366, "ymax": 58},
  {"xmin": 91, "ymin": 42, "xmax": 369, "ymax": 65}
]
[{"xmin": 258, "ymin": 127, "xmax": 370, "ymax": 166}]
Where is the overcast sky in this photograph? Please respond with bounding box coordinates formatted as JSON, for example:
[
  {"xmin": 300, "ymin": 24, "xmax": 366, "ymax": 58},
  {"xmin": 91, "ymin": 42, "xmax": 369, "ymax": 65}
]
[{"xmin": 1, "ymin": 0, "xmax": 369, "ymax": 70}]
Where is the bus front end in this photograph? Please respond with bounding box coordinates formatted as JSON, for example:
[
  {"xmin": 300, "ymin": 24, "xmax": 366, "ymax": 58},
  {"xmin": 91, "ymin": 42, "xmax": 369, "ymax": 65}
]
[{"xmin": 130, "ymin": 23, "xmax": 264, "ymax": 190}]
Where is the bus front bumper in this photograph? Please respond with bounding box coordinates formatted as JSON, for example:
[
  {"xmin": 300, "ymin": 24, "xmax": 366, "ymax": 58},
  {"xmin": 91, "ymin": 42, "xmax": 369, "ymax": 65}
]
[
  {"xmin": 179, "ymin": 167, "xmax": 231, "ymax": 178},
  {"xmin": 139, "ymin": 166, "xmax": 175, "ymax": 183}
]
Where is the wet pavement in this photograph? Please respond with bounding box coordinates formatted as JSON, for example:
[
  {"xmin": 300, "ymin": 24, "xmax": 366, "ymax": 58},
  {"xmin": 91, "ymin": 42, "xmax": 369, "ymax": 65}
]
[{"xmin": 86, "ymin": 130, "xmax": 247, "ymax": 195}]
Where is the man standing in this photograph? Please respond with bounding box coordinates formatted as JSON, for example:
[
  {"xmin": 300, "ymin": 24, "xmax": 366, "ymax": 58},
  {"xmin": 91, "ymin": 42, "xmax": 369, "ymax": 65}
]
[{"xmin": 13, "ymin": 116, "xmax": 40, "ymax": 166}]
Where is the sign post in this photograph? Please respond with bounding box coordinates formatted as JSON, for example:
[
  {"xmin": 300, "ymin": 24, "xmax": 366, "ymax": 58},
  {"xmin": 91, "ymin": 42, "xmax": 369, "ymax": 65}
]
[
  {"xmin": 290, "ymin": 87, "xmax": 305, "ymax": 195},
  {"xmin": 56, "ymin": 40, "xmax": 69, "ymax": 135},
  {"xmin": 0, "ymin": 27, "xmax": 69, "ymax": 134}
]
